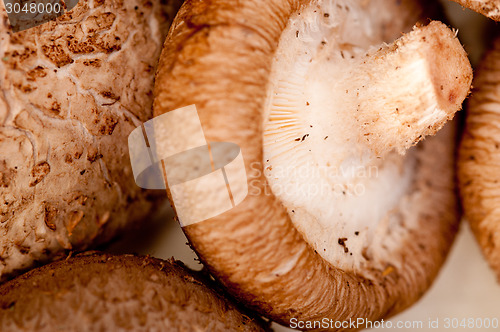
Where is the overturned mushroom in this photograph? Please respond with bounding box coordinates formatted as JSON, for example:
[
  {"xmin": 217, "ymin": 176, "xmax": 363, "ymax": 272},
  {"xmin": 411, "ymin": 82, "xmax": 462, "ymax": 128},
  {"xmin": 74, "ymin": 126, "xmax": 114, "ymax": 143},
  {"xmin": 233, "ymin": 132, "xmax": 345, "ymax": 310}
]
[
  {"xmin": 155, "ymin": 0, "xmax": 472, "ymax": 328},
  {"xmin": 0, "ymin": 0, "xmax": 182, "ymax": 280},
  {"xmin": 459, "ymin": 37, "xmax": 500, "ymax": 280},
  {"xmin": 451, "ymin": 0, "xmax": 500, "ymax": 20},
  {"xmin": 0, "ymin": 252, "xmax": 269, "ymax": 331}
]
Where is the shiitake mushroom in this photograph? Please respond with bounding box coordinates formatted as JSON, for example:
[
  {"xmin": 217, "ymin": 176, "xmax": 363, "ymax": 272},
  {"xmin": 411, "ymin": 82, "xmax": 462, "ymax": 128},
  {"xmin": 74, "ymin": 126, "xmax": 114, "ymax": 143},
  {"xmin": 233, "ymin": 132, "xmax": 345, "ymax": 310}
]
[
  {"xmin": 451, "ymin": 0, "xmax": 500, "ymax": 20},
  {"xmin": 0, "ymin": 0, "xmax": 182, "ymax": 281},
  {"xmin": 153, "ymin": 0, "xmax": 472, "ymax": 328},
  {"xmin": 459, "ymin": 36, "xmax": 500, "ymax": 280}
]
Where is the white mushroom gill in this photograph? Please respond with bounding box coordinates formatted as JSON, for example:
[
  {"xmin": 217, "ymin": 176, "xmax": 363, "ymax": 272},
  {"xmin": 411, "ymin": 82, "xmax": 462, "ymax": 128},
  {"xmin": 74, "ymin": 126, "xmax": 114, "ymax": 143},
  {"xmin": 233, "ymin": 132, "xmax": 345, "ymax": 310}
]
[{"xmin": 263, "ymin": 0, "xmax": 470, "ymax": 274}]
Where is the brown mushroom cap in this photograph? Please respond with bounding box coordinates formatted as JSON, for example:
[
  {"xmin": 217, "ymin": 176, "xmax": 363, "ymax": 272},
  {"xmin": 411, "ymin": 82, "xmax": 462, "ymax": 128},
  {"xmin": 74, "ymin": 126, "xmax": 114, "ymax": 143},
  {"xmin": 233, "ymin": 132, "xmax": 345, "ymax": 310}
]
[
  {"xmin": 154, "ymin": 0, "xmax": 471, "ymax": 328},
  {"xmin": 451, "ymin": 0, "xmax": 500, "ymax": 20},
  {"xmin": 459, "ymin": 37, "xmax": 500, "ymax": 280},
  {"xmin": 0, "ymin": 252, "xmax": 269, "ymax": 331},
  {"xmin": 0, "ymin": 0, "xmax": 182, "ymax": 280}
]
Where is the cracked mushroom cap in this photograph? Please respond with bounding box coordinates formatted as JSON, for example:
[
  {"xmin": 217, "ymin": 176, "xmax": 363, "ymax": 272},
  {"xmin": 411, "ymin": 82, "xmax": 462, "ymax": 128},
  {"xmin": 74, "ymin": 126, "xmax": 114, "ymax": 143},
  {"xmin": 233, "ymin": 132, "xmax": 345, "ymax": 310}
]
[
  {"xmin": 0, "ymin": 0, "xmax": 183, "ymax": 280},
  {"xmin": 450, "ymin": 0, "xmax": 500, "ymax": 21},
  {"xmin": 459, "ymin": 37, "xmax": 500, "ymax": 280},
  {"xmin": 0, "ymin": 252, "xmax": 269, "ymax": 331},
  {"xmin": 154, "ymin": 0, "xmax": 472, "ymax": 329}
]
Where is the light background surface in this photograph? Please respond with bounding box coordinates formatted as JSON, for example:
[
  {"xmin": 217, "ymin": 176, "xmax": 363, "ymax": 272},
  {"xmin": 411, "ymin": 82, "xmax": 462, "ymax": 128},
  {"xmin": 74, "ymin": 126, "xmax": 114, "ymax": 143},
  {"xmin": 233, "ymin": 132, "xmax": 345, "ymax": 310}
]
[{"xmin": 109, "ymin": 1, "xmax": 500, "ymax": 331}]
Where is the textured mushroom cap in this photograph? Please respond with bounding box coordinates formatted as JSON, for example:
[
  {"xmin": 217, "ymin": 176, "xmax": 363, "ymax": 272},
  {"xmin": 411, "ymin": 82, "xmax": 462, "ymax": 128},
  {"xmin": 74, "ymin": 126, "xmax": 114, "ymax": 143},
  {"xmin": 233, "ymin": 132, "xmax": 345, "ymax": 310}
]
[
  {"xmin": 0, "ymin": 252, "xmax": 269, "ymax": 331},
  {"xmin": 154, "ymin": 0, "xmax": 468, "ymax": 329},
  {"xmin": 451, "ymin": 0, "xmax": 500, "ymax": 20},
  {"xmin": 0, "ymin": 0, "xmax": 182, "ymax": 280},
  {"xmin": 459, "ymin": 37, "xmax": 500, "ymax": 280}
]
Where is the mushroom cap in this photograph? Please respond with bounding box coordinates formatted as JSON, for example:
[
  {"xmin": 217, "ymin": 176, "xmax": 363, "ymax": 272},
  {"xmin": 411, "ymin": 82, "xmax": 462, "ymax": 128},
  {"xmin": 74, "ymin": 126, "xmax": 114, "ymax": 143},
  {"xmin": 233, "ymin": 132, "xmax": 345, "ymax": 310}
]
[
  {"xmin": 0, "ymin": 0, "xmax": 182, "ymax": 280},
  {"xmin": 0, "ymin": 252, "xmax": 269, "ymax": 331},
  {"xmin": 459, "ymin": 37, "xmax": 500, "ymax": 280},
  {"xmin": 154, "ymin": 0, "xmax": 470, "ymax": 327},
  {"xmin": 451, "ymin": 0, "xmax": 500, "ymax": 21}
]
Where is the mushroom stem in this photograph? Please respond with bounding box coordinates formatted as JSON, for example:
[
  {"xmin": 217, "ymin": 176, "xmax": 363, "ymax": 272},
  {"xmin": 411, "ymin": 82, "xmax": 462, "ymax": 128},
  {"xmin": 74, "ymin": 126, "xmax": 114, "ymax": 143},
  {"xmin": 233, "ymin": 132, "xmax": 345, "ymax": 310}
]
[{"xmin": 344, "ymin": 21, "xmax": 472, "ymax": 156}]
